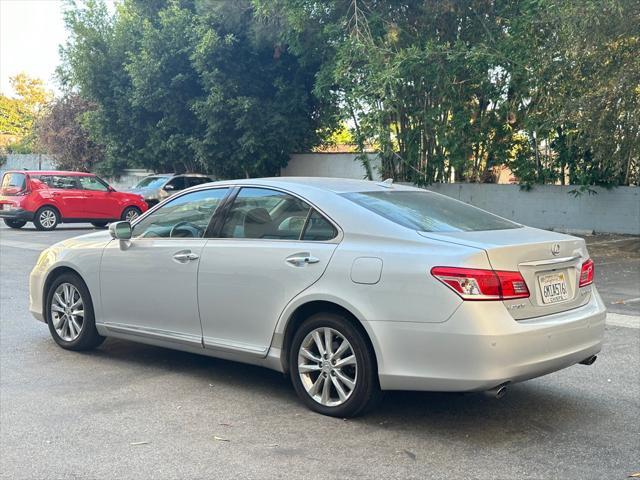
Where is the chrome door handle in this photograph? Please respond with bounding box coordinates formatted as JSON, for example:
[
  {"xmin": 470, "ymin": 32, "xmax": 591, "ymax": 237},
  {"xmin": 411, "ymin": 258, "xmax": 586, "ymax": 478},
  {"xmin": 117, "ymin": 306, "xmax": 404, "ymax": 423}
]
[
  {"xmin": 173, "ymin": 250, "xmax": 199, "ymax": 263},
  {"xmin": 285, "ymin": 253, "xmax": 320, "ymax": 267}
]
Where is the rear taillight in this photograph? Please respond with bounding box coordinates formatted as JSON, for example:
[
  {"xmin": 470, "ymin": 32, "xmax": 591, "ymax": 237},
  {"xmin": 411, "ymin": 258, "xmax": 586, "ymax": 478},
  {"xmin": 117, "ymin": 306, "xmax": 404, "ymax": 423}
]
[
  {"xmin": 579, "ymin": 259, "xmax": 595, "ymax": 287},
  {"xmin": 431, "ymin": 266, "xmax": 530, "ymax": 301}
]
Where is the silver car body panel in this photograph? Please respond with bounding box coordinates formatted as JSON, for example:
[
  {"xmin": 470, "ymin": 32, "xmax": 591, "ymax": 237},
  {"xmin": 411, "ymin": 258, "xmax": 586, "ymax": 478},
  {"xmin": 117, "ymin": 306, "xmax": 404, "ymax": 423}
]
[{"xmin": 29, "ymin": 177, "xmax": 606, "ymax": 392}]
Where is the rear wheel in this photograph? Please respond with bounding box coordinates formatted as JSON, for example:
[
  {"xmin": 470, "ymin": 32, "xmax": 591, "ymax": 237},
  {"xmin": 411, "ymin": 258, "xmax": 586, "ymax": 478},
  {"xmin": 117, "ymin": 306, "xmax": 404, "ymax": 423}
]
[
  {"xmin": 91, "ymin": 221, "xmax": 108, "ymax": 228},
  {"xmin": 289, "ymin": 312, "xmax": 381, "ymax": 417},
  {"xmin": 46, "ymin": 272, "xmax": 104, "ymax": 351},
  {"xmin": 121, "ymin": 206, "xmax": 141, "ymax": 222},
  {"xmin": 34, "ymin": 206, "xmax": 59, "ymax": 231},
  {"xmin": 3, "ymin": 219, "xmax": 26, "ymax": 229}
]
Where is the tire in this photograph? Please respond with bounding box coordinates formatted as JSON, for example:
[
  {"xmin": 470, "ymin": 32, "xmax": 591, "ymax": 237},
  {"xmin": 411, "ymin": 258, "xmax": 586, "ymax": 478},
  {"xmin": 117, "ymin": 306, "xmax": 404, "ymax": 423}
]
[
  {"xmin": 91, "ymin": 221, "xmax": 108, "ymax": 228},
  {"xmin": 45, "ymin": 272, "xmax": 105, "ymax": 351},
  {"xmin": 289, "ymin": 312, "xmax": 381, "ymax": 417},
  {"xmin": 34, "ymin": 206, "xmax": 60, "ymax": 231},
  {"xmin": 3, "ymin": 219, "xmax": 26, "ymax": 229},
  {"xmin": 121, "ymin": 206, "xmax": 142, "ymax": 222}
]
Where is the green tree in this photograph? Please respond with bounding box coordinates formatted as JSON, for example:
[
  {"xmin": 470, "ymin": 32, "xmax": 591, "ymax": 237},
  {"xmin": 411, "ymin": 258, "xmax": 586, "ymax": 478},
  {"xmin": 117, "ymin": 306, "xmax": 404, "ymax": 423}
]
[
  {"xmin": 0, "ymin": 73, "xmax": 52, "ymax": 152},
  {"xmin": 59, "ymin": 0, "xmax": 334, "ymax": 177}
]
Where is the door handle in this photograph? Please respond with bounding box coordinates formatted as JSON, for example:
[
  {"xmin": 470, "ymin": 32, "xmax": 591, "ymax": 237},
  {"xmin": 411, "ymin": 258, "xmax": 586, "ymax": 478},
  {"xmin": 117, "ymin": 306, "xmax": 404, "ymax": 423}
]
[
  {"xmin": 173, "ymin": 250, "xmax": 199, "ymax": 263},
  {"xmin": 285, "ymin": 253, "xmax": 320, "ymax": 267}
]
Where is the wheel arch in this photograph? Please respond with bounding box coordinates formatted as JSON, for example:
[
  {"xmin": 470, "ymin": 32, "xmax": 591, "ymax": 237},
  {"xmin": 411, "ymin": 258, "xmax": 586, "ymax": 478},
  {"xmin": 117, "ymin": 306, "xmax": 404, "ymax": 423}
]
[
  {"xmin": 42, "ymin": 266, "xmax": 87, "ymax": 324},
  {"xmin": 278, "ymin": 299, "xmax": 380, "ymax": 375},
  {"xmin": 36, "ymin": 204, "xmax": 61, "ymax": 218}
]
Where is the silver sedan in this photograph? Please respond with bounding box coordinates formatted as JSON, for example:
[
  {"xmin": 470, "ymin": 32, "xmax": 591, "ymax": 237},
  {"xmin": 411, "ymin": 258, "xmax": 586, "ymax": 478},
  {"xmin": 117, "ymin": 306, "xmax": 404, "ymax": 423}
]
[{"xmin": 29, "ymin": 178, "xmax": 606, "ymax": 417}]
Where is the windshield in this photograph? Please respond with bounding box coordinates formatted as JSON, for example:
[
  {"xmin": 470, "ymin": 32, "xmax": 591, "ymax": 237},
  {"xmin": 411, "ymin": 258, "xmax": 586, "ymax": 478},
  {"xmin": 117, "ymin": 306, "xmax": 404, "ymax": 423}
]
[
  {"xmin": 132, "ymin": 176, "xmax": 168, "ymax": 189},
  {"xmin": 1, "ymin": 173, "xmax": 27, "ymax": 195},
  {"xmin": 342, "ymin": 190, "xmax": 520, "ymax": 232}
]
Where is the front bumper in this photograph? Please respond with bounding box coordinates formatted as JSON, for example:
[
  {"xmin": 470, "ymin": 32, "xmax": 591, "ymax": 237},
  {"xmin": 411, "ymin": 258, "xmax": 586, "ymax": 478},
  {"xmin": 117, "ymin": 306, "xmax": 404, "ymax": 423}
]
[
  {"xmin": 370, "ymin": 288, "xmax": 606, "ymax": 392},
  {"xmin": 0, "ymin": 207, "xmax": 34, "ymax": 221}
]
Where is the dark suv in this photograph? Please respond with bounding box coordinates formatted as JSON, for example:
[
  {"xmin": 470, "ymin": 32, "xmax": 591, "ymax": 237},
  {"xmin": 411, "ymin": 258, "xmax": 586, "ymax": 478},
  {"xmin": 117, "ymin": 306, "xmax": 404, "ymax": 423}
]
[{"xmin": 127, "ymin": 173, "xmax": 213, "ymax": 207}]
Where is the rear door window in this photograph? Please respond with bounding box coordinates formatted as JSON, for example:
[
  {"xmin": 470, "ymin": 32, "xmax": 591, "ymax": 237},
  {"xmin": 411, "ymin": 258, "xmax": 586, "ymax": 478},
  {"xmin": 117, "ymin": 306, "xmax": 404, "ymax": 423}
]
[
  {"xmin": 342, "ymin": 190, "xmax": 520, "ymax": 232},
  {"xmin": 165, "ymin": 177, "xmax": 186, "ymax": 191},
  {"xmin": 187, "ymin": 176, "xmax": 212, "ymax": 187}
]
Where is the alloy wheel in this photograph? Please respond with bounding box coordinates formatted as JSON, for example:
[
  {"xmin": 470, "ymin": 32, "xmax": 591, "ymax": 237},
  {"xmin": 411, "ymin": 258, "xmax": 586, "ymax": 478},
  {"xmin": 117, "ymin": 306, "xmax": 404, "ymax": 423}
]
[
  {"xmin": 125, "ymin": 209, "xmax": 139, "ymax": 222},
  {"xmin": 298, "ymin": 327, "xmax": 358, "ymax": 407},
  {"xmin": 39, "ymin": 209, "xmax": 57, "ymax": 229},
  {"xmin": 50, "ymin": 283, "xmax": 84, "ymax": 341}
]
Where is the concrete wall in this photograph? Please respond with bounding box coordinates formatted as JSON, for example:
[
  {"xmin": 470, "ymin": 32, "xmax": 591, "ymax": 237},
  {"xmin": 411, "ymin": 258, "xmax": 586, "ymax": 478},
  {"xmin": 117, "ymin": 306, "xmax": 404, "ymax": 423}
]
[
  {"xmin": 282, "ymin": 153, "xmax": 383, "ymax": 181},
  {"xmin": 426, "ymin": 183, "xmax": 640, "ymax": 235},
  {"xmin": 0, "ymin": 154, "xmax": 56, "ymax": 178}
]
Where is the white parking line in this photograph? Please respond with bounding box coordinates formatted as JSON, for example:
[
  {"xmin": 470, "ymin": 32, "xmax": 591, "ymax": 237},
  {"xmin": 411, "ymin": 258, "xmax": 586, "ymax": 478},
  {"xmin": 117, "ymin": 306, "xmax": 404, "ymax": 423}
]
[
  {"xmin": 607, "ymin": 313, "xmax": 640, "ymax": 329},
  {"xmin": 0, "ymin": 240, "xmax": 48, "ymax": 252}
]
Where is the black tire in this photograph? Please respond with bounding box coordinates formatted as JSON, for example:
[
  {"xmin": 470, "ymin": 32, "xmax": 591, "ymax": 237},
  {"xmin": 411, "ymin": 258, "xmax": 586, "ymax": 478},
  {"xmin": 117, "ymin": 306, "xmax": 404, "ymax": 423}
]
[
  {"xmin": 91, "ymin": 221, "xmax": 108, "ymax": 228},
  {"xmin": 121, "ymin": 206, "xmax": 142, "ymax": 222},
  {"xmin": 289, "ymin": 312, "xmax": 381, "ymax": 418},
  {"xmin": 33, "ymin": 206, "xmax": 60, "ymax": 231},
  {"xmin": 3, "ymin": 219, "xmax": 26, "ymax": 229},
  {"xmin": 45, "ymin": 272, "xmax": 105, "ymax": 351}
]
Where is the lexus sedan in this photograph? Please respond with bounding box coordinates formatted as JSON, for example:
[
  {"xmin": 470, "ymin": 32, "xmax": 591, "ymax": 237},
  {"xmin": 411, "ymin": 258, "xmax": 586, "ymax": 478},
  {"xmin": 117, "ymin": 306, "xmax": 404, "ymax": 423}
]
[{"xmin": 29, "ymin": 178, "xmax": 606, "ymax": 417}]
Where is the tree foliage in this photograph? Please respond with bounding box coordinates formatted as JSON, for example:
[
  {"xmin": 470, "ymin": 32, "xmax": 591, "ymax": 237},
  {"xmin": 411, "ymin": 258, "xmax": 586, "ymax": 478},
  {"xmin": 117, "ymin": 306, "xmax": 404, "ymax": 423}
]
[
  {"xmin": 258, "ymin": 0, "xmax": 640, "ymax": 187},
  {"xmin": 36, "ymin": 93, "xmax": 105, "ymax": 171},
  {"xmin": 0, "ymin": 73, "xmax": 52, "ymax": 152},
  {"xmin": 59, "ymin": 0, "xmax": 334, "ymax": 177}
]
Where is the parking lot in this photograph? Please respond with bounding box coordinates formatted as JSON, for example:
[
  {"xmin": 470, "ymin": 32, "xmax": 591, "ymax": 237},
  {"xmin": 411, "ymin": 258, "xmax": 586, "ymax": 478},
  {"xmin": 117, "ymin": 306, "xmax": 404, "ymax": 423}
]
[{"xmin": 1, "ymin": 223, "xmax": 638, "ymax": 479}]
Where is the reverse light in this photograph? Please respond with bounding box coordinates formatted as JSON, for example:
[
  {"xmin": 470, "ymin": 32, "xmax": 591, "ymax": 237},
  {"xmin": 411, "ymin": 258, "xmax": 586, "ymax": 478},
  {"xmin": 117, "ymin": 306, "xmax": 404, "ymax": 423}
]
[
  {"xmin": 579, "ymin": 259, "xmax": 595, "ymax": 287},
  {"xmin": 431, "ymin": 266, "xmax": 530, "ymax": 301}
]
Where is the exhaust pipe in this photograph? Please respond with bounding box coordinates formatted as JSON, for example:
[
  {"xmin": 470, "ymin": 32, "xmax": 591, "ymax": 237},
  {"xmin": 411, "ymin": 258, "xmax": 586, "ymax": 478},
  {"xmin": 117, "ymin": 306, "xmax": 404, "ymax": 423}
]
[
  {"xmin": 579, "ymin": 355, "xmax": 597, "ymax": 366},
  {"xmin": 484, "ymin": 383, "xmax": 508, "ymax": 399}
]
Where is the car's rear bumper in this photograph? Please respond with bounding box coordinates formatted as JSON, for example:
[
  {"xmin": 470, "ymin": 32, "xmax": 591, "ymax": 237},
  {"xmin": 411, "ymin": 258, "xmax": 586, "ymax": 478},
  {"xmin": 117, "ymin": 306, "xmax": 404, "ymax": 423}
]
[
  {"xmin": 370, "ymin": 288, "xmax": 606, "ymax": 391},
  {"xmin": 0, "ymin": 207, "xmax": 34, "ymax": 221}
]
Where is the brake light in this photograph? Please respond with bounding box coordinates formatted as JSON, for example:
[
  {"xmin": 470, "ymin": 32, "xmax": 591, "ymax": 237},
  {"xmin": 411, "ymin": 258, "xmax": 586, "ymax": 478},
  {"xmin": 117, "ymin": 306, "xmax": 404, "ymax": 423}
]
[
  {"xmin": 431, "ymin": 266, "xmax": 530, "ymax": 301},
  {"xmin": 579, "ymin": 259, "xmax": 595, "ymax": 287}
]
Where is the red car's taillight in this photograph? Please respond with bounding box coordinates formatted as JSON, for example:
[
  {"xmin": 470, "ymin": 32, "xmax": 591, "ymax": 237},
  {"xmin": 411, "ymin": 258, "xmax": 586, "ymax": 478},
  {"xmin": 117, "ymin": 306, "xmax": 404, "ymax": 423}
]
[
  {"xmin": 579, "ymin": 259, "xmax": 595, "ymax": 287},
  {"xmin": 431, "ymin": 266, "xmax": 530, "ymax": 301}
]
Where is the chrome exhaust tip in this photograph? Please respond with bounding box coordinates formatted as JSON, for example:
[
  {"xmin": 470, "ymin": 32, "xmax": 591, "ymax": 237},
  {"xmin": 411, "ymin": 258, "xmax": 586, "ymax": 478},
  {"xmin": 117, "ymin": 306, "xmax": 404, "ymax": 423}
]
[
  {"xmin": 579, "ymin": 355, "xmax": 597, "ymax": 366},
  {"xmin": 484, "ymin": 384, "xmax": 508, "ymax": 399}
]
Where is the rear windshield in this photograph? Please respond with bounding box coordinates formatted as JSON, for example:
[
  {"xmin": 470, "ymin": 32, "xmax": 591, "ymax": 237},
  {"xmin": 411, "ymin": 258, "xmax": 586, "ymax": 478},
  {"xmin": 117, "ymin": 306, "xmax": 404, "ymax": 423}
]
[
  {"xmin": 1, "ymin": 173, "xmax": 27, "ymax": 195},
  {"xmin": 342, "ymin": 190, "xmax": 520, "ymax": 232}
]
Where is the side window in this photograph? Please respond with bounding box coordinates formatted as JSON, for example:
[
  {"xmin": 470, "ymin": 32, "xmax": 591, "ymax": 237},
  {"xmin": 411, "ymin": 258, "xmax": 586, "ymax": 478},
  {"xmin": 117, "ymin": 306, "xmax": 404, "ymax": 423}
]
[
  {"xmin": 50, "ymin": 175, "xmax": 80, "ymax": 189},
  {"xmin": 165, "ymin": 177, "xmax": 186, "ymax": 191},
  {"xmin": 187, "ymin": 176, "xmax": 211, "ymax": 187},
  {"xmin": 302, "ymin": 210, "xmax": 337, "ymax": 241},
  {"xmin": 220, "ymin": 188, "xmax": 311, "ymax": 240},
  {"xmin": 78, "ymin": 176, "xmax": 109, "ymax": 191},
  {"xmin": 132, "ymin": 188, "xmax": 229, "ymax": 239}
]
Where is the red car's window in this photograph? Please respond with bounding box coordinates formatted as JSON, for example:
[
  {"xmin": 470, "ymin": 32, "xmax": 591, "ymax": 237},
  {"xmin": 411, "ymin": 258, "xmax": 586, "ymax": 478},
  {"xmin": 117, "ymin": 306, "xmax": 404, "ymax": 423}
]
[{"xmin": 0, "ymin": 173, "xmax": 27, "ymax": 195}]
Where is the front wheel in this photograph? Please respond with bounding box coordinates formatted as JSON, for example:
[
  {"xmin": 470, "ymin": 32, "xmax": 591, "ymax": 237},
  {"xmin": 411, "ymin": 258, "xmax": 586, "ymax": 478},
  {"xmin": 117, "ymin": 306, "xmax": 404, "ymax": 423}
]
[
  {"xmin": 3, "ymin": 219, "xmax": 26, "ymax": 229},
  {"xmin": 46, "ymin": 272, "xmax": 104, "ymax": 351},
  {"xmin": 34, "ymin": 206, "xmax": 60, "ymax": 231},
  {"xmin": 121, "ymin": 206, "xmax": 141, "ymax": 222},
  {"xmin": 289, "ymin": 312, "xmax": 381, "ymax": 417}
]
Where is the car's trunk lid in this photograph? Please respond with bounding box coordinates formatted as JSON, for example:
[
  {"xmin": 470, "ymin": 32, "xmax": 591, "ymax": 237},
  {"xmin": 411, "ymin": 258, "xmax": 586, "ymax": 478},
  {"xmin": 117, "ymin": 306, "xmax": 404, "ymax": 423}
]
[{"xmin": 419, "ymin": 227, "xmax": 591, "ymax": 319}]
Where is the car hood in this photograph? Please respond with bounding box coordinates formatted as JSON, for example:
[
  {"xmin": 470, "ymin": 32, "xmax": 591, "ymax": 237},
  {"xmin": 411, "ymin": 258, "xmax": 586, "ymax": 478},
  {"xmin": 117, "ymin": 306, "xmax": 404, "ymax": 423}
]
[{"xmin": 51, "ymin": 230, "xmax": 113, "ymax": 251}]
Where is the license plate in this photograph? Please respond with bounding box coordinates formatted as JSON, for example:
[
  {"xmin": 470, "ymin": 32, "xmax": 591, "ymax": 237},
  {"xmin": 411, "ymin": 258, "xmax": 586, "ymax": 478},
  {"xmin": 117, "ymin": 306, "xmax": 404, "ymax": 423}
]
[{"xmin": 539, "ymin": 272, "xmax": 569, "ymax": 304}]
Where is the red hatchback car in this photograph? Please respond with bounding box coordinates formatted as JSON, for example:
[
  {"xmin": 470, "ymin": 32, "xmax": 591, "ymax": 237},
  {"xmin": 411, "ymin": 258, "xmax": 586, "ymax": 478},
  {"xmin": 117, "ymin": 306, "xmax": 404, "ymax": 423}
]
[{"xmin": 0, "ymin": 171, "xmax": 148, "ymax": 231}]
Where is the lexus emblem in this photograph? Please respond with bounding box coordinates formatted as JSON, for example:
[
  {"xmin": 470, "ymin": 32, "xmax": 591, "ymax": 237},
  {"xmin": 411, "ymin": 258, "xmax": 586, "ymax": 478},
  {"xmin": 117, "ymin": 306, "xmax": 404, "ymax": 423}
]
[{"xmin": 551, "ymin": 243, "xmax": 561, "ymax": 256}]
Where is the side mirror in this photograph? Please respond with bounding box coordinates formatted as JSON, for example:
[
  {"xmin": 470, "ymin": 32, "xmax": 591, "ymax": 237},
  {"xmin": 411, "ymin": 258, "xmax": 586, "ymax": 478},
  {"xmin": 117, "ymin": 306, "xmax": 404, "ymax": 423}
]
[
  {"xmin": 163, "ymin": 184, "xmax": 175, "ymax": 191},
  {"xmin": 109, "ymin": 221, "xmax": 132, "ymax": 240}
]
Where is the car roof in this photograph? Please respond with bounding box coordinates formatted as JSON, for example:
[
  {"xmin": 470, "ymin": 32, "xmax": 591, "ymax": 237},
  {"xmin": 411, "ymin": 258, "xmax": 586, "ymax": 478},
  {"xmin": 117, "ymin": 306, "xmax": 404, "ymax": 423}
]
[
  {"xmin": 206, "ymin": 176, "xmax": 422, "ymax": 194},
  {"xmin": 5, "ymin": 170, "xmax": 94, "ymax": 177}
]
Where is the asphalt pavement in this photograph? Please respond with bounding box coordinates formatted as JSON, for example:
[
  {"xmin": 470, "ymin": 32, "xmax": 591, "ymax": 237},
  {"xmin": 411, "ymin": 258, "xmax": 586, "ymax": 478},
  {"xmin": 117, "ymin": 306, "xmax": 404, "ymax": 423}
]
[{"xmin": 1, "ymin": 223, "xmax": 638, "ymax": 479}]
